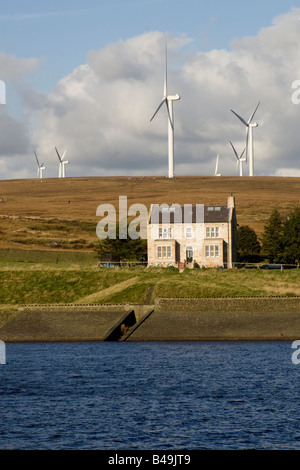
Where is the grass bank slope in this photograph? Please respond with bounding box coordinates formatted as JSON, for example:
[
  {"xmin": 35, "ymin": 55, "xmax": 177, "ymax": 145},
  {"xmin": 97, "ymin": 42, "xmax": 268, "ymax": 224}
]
[{"xmin": 1, "ymin": 266, "xmax": 300, "ymax": 307}]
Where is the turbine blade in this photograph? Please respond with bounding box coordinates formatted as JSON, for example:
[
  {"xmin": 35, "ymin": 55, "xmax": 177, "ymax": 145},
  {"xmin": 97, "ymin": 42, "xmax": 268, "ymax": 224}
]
[
  {"xmin": 245, "ymin": 128, "xmax": 249, "ymax": 160},
  {"xmin": 61, "ymin": 149, "xmax": 67, "ymax": 161},
  {"xmin": 164, "ymin": 45, "xmax": 168, "ymax": 98},
  {"xmin": 231, "ymin": 109, "xmax": 248, "ymax": 127},
  {"xmin": 150, "ymin": 98, "xmax": 166, "ymax": 122},
  {"xmin": 165, "ymin": 99, "xmax": 173, "ymax": 128},
  {"xmin": 34, "ymin": 151, "xmax": 39, "ymax": 166},
  {"xmin": 248, "ymin": 101, "xmax": 260, "ymax": 124},
  {"xmin": 215, "ymin": 154, "xmax": 219, "ymax": 174},
  {"xmin": 55, "ymin": 147, "xmax": 62, "ymax": 162},
  {"xmin": 229, "ymin": 141, "xmax": 239, "ymax": 159}
]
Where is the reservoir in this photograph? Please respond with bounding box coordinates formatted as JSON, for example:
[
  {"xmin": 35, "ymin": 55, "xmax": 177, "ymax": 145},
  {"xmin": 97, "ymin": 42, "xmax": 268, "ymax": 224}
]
[{"xmin": 0, "ymin": 341, "xmax": 299, "ymax": 450}]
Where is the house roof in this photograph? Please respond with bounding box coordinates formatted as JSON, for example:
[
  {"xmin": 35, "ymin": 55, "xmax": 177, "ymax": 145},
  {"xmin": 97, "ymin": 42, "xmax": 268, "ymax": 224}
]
[{"xmin": 149, "ymin": 204, "xmax": 230, "ymax": 224}]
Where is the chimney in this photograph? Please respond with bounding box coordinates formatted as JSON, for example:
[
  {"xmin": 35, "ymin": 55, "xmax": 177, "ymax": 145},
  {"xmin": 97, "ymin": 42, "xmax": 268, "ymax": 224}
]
[{"xmin": 227, "ymin": 194, "xmax": 235, "ymax": 209}]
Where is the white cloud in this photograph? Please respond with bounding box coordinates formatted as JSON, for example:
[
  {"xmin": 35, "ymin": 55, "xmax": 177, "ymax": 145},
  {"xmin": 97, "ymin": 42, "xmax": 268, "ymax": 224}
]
[
  {"xmin": 3, "ymin": 8, "xmax": 300, "ymax": 179},
  {"xmin": 0, "ymin": 53, "xmax": 39, "ymax": 179}
]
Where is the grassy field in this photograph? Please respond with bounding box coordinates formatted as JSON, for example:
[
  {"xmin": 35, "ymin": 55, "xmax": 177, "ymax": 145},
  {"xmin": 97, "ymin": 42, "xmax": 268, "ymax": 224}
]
[
  {"xmin": 1, "ymin": 175, "xmax": 300, "ymax": 314},
  {"xmin": 0, "ymin": 265, "xmax": 300, "ymax": 308},
  {"xmin": 1, "ymin": 176, "xmax": 300, "ymax": 253}
]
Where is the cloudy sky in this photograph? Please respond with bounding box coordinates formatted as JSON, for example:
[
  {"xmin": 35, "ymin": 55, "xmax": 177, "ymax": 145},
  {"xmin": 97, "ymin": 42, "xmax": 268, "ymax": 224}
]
[{"xmin": 1, "ymin": 0, "xmax": 300, "ymax": 179}]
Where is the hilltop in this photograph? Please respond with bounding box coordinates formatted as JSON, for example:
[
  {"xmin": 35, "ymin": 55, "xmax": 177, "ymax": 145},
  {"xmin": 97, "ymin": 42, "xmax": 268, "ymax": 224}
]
[{"xmin": 0, "ymin": 175, "xmax": 300, "ymax": 252}]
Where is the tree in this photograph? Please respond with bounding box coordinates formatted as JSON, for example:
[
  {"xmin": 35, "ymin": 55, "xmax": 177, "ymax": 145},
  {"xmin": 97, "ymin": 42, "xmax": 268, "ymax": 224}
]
[
  {"xmin": 261, "ymin": 208, "xmax": 284, "ymax": 262},
  {"xmin": 281, "ymin": 207, "xmax": 300, "ymax": 265},
  {"xmin": 95, "ymin": 224, "xmax": 147, "ymax": 262},
  {"xmin": 237, "ymin": 225, "xmax": 261, "ymax": 263}
]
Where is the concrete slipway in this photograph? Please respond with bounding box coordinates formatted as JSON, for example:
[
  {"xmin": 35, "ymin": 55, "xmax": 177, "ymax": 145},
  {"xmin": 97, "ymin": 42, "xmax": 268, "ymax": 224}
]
[{"xmin": 1, "ymin": 297, "xmax": 300, "ymax": 342}]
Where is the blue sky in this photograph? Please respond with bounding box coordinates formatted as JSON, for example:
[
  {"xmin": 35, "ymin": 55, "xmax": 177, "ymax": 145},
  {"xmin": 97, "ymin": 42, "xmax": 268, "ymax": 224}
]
[
  {"xmin": 0, "ymin": 0, "xmax": 300, "ymax": 179},
  {"xmin": 1, "ymin": 0, "xmax": 290, "ymax": 90}
]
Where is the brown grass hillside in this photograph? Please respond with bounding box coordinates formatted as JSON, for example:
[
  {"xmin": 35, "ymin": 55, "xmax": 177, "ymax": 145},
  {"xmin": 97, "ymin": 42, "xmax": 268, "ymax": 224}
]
[{"xmin": 0, "ymin": 175, "xmax": 299, "ymax": 251}]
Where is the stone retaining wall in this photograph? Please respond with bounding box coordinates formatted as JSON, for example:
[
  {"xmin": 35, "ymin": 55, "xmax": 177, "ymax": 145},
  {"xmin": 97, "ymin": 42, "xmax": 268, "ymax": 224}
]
[{"xmin": 155, "ymin": 297, "xmax": 300, "ymax": 313}]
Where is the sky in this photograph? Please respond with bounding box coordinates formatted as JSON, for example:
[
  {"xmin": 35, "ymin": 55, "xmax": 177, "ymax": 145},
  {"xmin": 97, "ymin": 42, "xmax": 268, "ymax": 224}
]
[{"xmin": 1, "ymin": 0, "xmax": 300, "ymax": 179}]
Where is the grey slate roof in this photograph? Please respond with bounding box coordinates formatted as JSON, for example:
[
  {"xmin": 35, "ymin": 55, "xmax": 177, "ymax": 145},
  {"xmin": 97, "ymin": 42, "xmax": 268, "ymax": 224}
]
[{"xmin": 149, "ymin": 204, "xmax": 230, "ymax": 224}]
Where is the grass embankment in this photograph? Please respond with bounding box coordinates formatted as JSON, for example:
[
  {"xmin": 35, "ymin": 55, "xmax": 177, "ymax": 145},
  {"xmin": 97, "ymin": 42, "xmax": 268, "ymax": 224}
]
[{"xmin": 1, "ymin": 265, "xmax": 300, "ymax": 308}]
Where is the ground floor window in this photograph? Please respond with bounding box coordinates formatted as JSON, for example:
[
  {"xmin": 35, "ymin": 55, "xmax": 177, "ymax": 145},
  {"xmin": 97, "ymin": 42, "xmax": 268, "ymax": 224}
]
[
  {"xmin": 157, "ymin": 246, "xmax": 172, "ymax": 258},
  {"xmin": 205, "ymin": 245, "xmax": 220, "ymax": 257}
]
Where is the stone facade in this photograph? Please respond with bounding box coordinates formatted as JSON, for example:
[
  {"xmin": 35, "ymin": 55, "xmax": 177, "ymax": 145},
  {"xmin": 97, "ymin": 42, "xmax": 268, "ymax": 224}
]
[{"xmin": 147, "ymin": 195, "xmax": 237, "ymax": 268}]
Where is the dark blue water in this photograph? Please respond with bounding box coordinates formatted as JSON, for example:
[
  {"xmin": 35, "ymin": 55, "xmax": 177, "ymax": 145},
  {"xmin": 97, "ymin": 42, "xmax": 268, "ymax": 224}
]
[{"xmin": 0, "ymin": 341, "xmax": 300, "ymax": 450}]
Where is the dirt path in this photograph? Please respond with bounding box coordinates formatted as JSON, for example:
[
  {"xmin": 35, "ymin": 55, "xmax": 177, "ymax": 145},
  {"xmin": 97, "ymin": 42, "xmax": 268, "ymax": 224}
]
[{"xmin": 77, "ymin": 276, "xmax": 139, "ymax": 304}]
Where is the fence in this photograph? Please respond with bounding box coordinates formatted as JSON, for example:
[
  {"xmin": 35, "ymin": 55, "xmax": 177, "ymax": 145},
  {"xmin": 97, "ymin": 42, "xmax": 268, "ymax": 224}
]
[
  {"xmin": 98, "ymin": 261, "xmax": 148, "ymax": 268},
  {"xmin": 98, "ymin": 261, "xmax": 300, "ymax": 270},
  {"xmin": 232, "ymin": 262, "xmax": 299, "ymax": 270}
]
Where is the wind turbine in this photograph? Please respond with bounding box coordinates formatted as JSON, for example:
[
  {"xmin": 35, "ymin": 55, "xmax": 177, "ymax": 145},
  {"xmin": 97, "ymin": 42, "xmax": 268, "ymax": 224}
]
[
  {"xmin": 34, "ymin": 151, "xmax": 45, "ymax": 179},
  {"xmin": 229, "ymin": 141, "xmax": 246, "ymax": 176},
  {"xmin": 55, "ymin": 147, "xmax": 68, "ymax": 178},
  {"xmin": 231, "ymin": 101, "xmax": 260, "ymax": 177},
  {"xmin": 150, "ymin": 47, "xmax": 180, "ymax": 179},
  {"xmin": 214, "ymin": 154, "xmax": 222, "ymax": 176}
]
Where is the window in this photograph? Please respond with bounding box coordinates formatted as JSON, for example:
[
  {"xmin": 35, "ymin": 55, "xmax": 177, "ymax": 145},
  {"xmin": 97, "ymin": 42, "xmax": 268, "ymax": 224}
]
[
  {"xmin": 205, "ymin": 245, "xmax": 220, "ymax": 257},
  {"xmin": 185, "ymin": 227, "xmax": 192, "ymax": 239},
  {"xmin": 157, "ymin": 246, "xmax": 172, "ymax": 259},
  {"xmin": 206, "ymin": 226, "xmax": 220, "ymax": 238},
  {"xmin": 159, "ymin": 227, "xmax": 172, "ymax": 239}
]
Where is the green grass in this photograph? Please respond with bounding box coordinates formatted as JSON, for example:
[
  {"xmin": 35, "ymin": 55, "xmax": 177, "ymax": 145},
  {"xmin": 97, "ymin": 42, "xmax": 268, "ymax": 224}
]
[
  {"xmin": 0, "ymin": 263, "xmax": 300, "ymax": 305},
  {"xmin": 0, "ymin": 248, "xmax": 98, "ymax": 267}
]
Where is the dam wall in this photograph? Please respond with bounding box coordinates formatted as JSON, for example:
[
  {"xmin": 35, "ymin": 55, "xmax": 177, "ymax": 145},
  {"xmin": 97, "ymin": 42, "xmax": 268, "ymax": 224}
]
[{"xmin": 0, "ymin": 297, "xmax": 300, "ymax": 342}]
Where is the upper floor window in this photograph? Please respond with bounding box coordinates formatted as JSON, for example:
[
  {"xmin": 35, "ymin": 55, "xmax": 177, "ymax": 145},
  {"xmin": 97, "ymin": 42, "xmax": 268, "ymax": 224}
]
[
  {"xmin": 206, "ymin": 226, "xmax": 220, "ymax": 238},
  {"xmin": 159, "ymin": 227, "xmax": 173, "ymax": 239},
  {"xmin": 185, "ymin": 227, "xmax": 192, "ymax": 239}
]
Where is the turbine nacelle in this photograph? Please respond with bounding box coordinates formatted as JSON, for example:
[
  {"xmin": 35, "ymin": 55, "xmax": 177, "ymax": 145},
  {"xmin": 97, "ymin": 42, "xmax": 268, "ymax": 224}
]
[{"xmin": 168, "ymin": 94, "xmax": 180, "ymax": 101}]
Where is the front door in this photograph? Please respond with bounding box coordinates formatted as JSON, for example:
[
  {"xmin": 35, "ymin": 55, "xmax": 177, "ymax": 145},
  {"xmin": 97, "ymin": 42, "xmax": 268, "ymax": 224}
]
[{"xmin": 186, "ymin": 246, "xmax": 193, "ymax": 263}]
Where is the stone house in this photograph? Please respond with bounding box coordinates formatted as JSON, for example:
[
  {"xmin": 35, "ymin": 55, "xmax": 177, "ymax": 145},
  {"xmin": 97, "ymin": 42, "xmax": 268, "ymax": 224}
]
[{"xmin": 147, "ymin": 195, "xmax": 237, "ymax": 268}]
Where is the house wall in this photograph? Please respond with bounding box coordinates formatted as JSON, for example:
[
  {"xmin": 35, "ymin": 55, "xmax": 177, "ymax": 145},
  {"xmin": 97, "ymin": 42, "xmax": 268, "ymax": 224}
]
[
  {"xmin": 147, "ymin": 196, "xmax": 237, "ymax": 269},
  {"xmin": 148, "ymin": 222, "xmax": 228, "ymax": 268}
]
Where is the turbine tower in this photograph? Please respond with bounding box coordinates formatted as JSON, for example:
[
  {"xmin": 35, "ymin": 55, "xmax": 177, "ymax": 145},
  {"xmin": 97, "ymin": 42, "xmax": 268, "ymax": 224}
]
[
  {"xmin": 231, "ymin": 102, "xmax": 260, "ymax": 177},
  {"xmin": 55, "ymin": 147, "xmax": 68, "ymax": 178},
  {"xmin": 34, "ymin": 151, "xmax": 45, "ymax": 179},
  {"xmin": 229, "ymin": 141, "xmax": 246, "ymax": 176},
  {"xmin": 150, "ymin": 47, "xmax": 180, "ymax": 179},
  {"xmin": 214, "ymin": 154, "xmax": 221, "ymax": 176}
]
